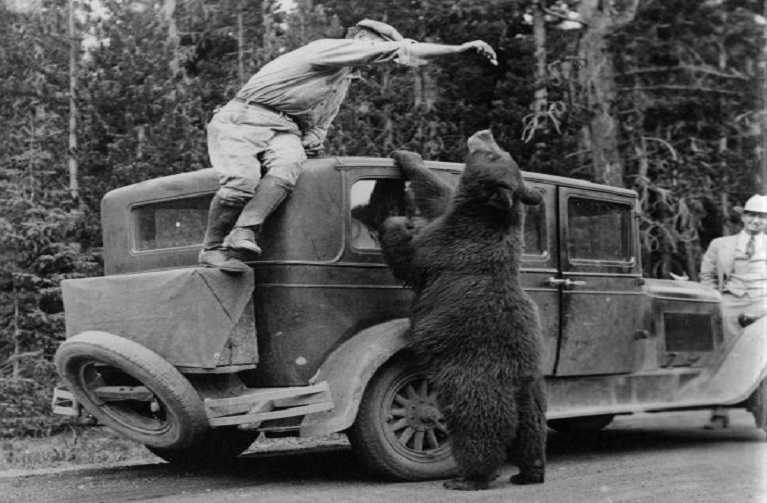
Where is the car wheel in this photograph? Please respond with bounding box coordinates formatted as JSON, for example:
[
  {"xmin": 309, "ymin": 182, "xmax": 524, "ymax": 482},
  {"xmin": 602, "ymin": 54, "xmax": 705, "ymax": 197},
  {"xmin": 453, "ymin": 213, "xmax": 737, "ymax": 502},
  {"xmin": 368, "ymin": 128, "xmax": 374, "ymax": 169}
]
[
  {"xmin": 55, "ymin": 331, "xmax": 209, "ymax": 450},
  {"xmin": 147, "ymin": 427, "xmax": 258, "ymax": 467},
  {"xmin": 547, "ymin": 414, "xmax": 615, "ymax": 435},
  {"xmin": 347, "ymin": 356, "xmax": 457, "ymax": 481},
  {"xmin": 746, "ymin": 379, "xmax": 767, "ymax": 438}
]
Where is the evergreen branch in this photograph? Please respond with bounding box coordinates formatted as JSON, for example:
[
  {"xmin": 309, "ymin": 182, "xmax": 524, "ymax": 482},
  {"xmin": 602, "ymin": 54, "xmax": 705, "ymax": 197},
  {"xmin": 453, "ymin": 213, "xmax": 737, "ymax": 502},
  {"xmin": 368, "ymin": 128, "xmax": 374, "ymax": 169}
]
[
  {"xmin": 541, "ymin": 7, "xmax": 588, "ymax": 27},
  {"xmin": 617, "ymin": 65, "xmax": 748, "ymax": 80},
  {"xmin": 619, "ymin": 85, "xmax": 741, "ymax": 96}
]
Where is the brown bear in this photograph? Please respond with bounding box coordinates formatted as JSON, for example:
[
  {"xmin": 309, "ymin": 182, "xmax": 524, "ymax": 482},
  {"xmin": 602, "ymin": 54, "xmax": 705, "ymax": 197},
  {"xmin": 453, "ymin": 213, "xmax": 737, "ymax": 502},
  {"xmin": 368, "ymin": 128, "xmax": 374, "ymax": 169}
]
[{"xmin": 379, "ymin": 130, "xmax": 547, "ymax": 491}]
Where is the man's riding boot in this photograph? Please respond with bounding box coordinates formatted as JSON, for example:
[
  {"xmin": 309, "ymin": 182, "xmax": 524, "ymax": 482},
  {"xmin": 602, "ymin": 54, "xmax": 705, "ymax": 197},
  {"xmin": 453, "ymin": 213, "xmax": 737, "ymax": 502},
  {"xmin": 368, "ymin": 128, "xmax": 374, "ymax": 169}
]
[
  {"xmin": 223, "ymin": 176, "xmax": 290, "ymax": 255},
  {"xmin": 198, "ymin": 194, "xmax": 251, "ymax": 273}
]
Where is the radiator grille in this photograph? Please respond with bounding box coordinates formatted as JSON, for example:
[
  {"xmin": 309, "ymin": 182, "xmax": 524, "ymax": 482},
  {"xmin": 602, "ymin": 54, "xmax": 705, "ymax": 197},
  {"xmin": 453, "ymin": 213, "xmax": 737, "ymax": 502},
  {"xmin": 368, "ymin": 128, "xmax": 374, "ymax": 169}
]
[{"xmin": 664, "ymin": 313, "xmax": 714, "ymax": 352}]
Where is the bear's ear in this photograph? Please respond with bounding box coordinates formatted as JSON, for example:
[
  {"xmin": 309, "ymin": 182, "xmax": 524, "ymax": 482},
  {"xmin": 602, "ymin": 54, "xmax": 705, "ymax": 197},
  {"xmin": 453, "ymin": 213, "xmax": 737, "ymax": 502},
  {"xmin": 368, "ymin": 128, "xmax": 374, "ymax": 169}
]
[{"xmin": 519, "ymin": 186, "xmax": 543, "ymax": 206}]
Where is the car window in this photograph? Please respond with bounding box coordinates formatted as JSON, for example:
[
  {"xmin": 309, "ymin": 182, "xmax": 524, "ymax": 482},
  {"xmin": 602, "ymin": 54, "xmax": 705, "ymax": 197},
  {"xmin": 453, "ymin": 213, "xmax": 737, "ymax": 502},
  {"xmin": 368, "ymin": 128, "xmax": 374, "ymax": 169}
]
[
  {"xmin": 524, "ymin": 196, "xmax": 547, "ymax": 257},
  {"xmin": 133, "ymin": 195, "xmax": 212, "ymax": 251},
  {"xmin": 350, "ymin": 179, "xmax": 408, "ymax": 250},
  {"xmin": 567, "ymin": 197, "xmax": 632, "ymax": 263}
]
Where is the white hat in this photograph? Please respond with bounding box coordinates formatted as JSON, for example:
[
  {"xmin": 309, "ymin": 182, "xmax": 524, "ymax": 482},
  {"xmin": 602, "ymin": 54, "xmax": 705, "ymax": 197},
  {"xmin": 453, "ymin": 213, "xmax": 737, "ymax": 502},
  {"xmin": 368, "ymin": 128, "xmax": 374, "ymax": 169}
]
[{"xmin": 735, "ymin": 194, "xmax": 767, "ymax": 214}]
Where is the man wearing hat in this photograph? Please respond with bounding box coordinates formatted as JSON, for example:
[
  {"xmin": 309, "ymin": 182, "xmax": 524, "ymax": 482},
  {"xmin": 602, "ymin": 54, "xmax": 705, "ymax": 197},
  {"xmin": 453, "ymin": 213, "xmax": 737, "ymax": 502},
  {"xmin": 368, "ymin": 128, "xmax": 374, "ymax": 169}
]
[
  {"xmin": 700, "ymin": 193, "xmax": 767, "ymax": 428},
  {"xmin": 200, "ymin": 19, "xmax": 498, "ymax": 271}
]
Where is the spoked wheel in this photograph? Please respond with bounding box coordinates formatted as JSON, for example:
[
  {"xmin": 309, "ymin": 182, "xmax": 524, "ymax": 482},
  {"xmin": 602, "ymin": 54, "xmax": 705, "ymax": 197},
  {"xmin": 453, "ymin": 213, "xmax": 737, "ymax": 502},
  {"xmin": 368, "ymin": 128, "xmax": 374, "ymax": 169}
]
[
  {"xmin": 347, "ymin": 357, "xmax": 457, "ymax": 481},
  {"xmin": 55, "ymin": 331, "xmax": 208, "ymax": 449}
]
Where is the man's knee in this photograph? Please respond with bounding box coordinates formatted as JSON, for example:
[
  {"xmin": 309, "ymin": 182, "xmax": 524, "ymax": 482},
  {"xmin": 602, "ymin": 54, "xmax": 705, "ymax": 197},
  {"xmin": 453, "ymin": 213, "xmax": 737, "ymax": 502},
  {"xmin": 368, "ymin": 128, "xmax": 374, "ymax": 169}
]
[
  {"xmin": 266, "ymin": 162, "xmax": 303, "ymax": 188},
  {"xmin": 216, "ymin": 187, "xmax": 252, "ymax": 207}
]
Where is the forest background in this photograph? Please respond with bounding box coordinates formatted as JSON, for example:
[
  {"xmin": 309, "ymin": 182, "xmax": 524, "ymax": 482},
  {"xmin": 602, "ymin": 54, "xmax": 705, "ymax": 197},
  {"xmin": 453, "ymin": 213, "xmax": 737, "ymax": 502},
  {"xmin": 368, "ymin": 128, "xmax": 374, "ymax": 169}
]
[{"xmin": 0, "ymin": 0, "xmax": 765, "ymax": 439}]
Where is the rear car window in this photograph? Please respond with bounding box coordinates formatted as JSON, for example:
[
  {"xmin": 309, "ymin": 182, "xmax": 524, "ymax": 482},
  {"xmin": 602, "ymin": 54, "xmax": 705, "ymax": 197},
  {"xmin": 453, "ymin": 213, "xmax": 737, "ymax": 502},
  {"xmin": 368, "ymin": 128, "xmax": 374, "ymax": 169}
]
[{"xmin": 133, "ymin": 195, "xmax": 212, "ymax": 251}]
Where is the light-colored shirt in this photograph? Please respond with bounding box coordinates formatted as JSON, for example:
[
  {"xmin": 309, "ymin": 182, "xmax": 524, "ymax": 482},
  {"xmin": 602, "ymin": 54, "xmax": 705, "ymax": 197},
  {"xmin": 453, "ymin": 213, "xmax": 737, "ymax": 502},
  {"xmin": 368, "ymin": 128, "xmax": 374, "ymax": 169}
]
[
  {"xmin": 724, "ymin": 231, "xmax": 767, "ymax": 297},
  {"xmin": 237, "ymin": 38, "xmax": 422, "ymax": 145}
]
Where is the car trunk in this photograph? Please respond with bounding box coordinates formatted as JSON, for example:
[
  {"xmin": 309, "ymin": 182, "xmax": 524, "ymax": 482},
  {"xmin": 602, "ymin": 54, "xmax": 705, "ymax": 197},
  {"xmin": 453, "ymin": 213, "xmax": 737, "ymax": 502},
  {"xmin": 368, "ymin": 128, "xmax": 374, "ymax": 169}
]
[{"xmin": 61, "ymin": 267, "xmax": 258, "ymax": 371}]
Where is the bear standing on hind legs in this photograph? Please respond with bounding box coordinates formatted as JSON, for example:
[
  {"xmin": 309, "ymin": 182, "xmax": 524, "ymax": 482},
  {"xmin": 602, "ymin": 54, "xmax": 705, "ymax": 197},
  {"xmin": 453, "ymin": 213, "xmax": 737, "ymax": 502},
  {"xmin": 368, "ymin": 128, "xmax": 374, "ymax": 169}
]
[{"xmin": 379, "ymin": 130, "xmax": 547, "ymax": 491}]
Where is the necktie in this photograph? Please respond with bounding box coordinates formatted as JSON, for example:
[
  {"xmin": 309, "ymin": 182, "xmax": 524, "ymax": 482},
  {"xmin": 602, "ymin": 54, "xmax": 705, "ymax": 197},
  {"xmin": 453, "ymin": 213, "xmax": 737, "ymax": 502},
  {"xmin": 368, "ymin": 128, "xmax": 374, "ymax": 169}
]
[{"xmin": 746, "ymin": 235, "xmax": 755, "ymax": 258}]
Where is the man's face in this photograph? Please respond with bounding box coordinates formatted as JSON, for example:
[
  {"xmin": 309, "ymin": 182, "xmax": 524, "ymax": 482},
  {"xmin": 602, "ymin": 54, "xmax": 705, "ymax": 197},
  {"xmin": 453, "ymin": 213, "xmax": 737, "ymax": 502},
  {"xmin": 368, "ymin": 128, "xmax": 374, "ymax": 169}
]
[
  {"xmin": 742, "ymin": 211, "xmax": 767, "ymax": 234},
  {"xmin": 350, "ymin": 28, "xmax": 385, "ymax": 42}
]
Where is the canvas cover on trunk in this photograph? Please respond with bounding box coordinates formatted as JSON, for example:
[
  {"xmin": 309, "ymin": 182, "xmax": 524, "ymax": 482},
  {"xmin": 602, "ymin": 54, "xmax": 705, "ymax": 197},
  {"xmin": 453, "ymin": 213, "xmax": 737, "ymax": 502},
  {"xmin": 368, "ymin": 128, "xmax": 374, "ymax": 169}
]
[{"xmin": 62, "ymin": 267, "xmax": 257, "ymax": 369}]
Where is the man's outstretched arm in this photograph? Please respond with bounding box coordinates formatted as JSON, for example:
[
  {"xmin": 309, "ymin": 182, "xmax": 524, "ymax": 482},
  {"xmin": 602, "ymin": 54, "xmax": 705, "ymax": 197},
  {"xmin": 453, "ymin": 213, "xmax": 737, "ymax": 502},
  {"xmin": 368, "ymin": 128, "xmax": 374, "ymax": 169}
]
[{"xmin": 407, "ymin": 40, "xmax": 497, "ymax": 66}]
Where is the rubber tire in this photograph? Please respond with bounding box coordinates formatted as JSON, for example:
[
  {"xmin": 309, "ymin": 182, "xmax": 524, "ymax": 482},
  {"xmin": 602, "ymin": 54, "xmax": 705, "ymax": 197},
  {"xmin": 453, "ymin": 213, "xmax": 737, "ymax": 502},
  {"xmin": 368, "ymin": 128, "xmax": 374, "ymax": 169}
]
[
  {"xmin": 347, "ymin": 357, "xmax": 457, "ymax": 481},
  {"xmin": 55, "ymin": 331, "xmax": 209, "ymax": 450},
  {"xmin": 746, "ymin": 378, "xmax": 767, "ymax": 438},
  {"xmin": 147, "ymin": 427, "xmax": 258, "ymax": 468},
  {"xmin": 547, "ymin": 415, "xmax": 615, "ymax": 435}
]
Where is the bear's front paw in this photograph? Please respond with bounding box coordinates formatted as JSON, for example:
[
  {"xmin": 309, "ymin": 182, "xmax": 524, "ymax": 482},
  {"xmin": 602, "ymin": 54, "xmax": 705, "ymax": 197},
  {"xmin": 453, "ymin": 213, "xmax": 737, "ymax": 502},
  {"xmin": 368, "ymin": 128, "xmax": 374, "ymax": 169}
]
[
  {"xmin": 510, "ymin": 468, "xmax": 544, "ymax": 485},
  {"xmin": 391, "ymin": 150, "xmax": 424, "ymax": 169}
]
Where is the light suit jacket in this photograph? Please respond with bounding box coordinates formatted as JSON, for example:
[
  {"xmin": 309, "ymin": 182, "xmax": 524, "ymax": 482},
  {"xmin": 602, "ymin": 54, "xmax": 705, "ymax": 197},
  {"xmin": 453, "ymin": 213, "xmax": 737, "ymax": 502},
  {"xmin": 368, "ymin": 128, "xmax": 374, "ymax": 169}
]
[{"xmin": 699, "ymin": 235, "xmax": 740, "ymax": 292}]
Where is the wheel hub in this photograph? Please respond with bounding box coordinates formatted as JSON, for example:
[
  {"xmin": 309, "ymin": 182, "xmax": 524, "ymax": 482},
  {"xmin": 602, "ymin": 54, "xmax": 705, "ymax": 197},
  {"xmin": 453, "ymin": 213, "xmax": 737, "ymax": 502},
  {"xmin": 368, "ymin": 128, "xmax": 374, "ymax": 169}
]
[{"xmin": 406, "ymin": 399, "xmax": 442, "ymax": 432}]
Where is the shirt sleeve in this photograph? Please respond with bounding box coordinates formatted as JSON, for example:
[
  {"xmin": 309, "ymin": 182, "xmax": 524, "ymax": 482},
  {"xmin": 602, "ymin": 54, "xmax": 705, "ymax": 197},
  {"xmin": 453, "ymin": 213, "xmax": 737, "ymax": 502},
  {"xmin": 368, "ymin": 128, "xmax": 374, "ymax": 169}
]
[
  {"xmin": 699, "ymin": 239, "xmax": 720, "ymax": 289},
  {"xmin": 307, "ymin": 39, "xmax": 417, "ymax": 67}
]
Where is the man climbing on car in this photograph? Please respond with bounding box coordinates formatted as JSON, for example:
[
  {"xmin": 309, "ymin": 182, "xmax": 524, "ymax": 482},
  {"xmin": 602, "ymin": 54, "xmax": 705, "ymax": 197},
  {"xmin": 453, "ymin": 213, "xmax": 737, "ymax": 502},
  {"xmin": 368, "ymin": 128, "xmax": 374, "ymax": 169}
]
[{"xmin": 199, "ymin": 19, "xmax": 498, "ymax": 272}]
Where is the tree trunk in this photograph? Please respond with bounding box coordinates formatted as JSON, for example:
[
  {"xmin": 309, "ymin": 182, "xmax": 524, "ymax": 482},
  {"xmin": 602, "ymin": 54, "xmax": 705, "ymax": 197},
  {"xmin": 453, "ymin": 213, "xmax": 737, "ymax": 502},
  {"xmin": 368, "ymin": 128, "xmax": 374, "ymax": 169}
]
[
  {"xmin": 162, "ymin": 0, "xmax": 180, "ymax": 76},
  {"xmin": 68, "ymin": 0, "xmax": 79, "ymax": 202},
  {"xmin": 12, "ymin": 288, "xmax": 20, "ymax": 379},
  {"xmin": 762, "ymin": 0, "xmax": 767, "ymax": 189},
  {"xmin": 531, "ymin": 0, "xmax": 547, "ymax": 115},
  {"xmin": 577, "ymin": 0, "xmax": 638, "ymax": 187},
  {"xmin": 238, "ymin": 0, "xmax": 245, "ymax": 86}
]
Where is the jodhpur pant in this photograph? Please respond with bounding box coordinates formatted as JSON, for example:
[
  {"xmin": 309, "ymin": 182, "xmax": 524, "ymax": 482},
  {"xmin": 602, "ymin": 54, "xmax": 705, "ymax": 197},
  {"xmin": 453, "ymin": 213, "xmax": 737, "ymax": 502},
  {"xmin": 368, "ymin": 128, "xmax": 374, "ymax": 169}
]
[{"xmin": 207, "ymin": 100, "xmax": 306, "ymax": 205}]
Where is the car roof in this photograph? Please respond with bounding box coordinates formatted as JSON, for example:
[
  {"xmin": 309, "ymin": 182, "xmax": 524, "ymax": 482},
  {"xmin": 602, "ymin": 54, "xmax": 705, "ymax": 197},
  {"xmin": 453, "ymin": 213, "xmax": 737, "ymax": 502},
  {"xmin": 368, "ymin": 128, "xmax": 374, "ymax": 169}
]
[
  {"xmin": 103, "ymin": 155, "xmax": 637, "ymax": 207},
  {"xmin": 332, "ymin": 156, "xmax": 638, "ymax": 198}
]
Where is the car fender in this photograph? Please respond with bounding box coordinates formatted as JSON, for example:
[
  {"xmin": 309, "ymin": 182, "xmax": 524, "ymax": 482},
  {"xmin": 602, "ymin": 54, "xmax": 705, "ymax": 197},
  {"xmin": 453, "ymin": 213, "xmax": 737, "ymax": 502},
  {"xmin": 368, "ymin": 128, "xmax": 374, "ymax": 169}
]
[
  {"xmin": 677, "ymin": 317, "xmax": 767, "ymax": 405},
  {"xmin": 299, "ymin": 318, "xmax": 410, "ymax": 437}
]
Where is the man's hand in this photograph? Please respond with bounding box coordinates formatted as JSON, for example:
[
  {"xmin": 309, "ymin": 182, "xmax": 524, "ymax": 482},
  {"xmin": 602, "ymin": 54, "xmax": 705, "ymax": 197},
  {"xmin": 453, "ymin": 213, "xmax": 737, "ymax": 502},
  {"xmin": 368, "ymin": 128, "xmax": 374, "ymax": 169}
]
[
  {"xmin": 302, "ymin": 136, "xmax": 326, "ymax": 158},
  {"xmin": 304, "ymin": 143, "xmax": 326, "ymax": 158},
  {"xmin": 460, "ymin": 40, "xmax": 497, "ymax": 66}
]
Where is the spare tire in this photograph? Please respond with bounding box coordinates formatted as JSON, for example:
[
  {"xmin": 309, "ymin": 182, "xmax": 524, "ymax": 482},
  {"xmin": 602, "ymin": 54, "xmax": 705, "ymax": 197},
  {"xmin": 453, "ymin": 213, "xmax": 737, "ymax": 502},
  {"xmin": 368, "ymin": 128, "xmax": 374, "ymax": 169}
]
[{"xmin": 55, "ymin": 331, "xmax": 208, "ymax": 449}]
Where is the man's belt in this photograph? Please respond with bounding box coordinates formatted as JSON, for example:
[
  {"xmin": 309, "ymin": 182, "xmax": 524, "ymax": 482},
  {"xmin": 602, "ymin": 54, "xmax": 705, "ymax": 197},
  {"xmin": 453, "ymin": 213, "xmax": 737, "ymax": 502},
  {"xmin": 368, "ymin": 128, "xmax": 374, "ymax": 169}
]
[{"xmin": 231, "ymin": 97, "xmax": 291, "ymax": 119}]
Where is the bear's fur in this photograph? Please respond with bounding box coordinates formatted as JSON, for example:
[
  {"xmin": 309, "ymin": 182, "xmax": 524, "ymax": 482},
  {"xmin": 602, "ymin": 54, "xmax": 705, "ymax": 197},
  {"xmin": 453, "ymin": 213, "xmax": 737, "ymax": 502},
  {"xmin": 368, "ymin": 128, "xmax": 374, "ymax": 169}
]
[{"xmin": 379, "ymin": 130, "xmax": 547, "ymax": 491}]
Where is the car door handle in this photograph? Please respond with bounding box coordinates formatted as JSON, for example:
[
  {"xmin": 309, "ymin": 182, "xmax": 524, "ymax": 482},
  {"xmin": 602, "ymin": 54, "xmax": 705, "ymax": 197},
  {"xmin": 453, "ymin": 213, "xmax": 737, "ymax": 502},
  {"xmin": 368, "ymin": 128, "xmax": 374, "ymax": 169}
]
[{"xmin": 547, "ymin": 277, "xmax": 588, "ymax": 288}]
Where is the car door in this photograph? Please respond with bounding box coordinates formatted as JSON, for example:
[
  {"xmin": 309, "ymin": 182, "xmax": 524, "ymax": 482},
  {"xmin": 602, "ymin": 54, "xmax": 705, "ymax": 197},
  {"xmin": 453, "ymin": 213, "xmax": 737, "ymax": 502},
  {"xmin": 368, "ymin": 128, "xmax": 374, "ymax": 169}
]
[{"xmin": 554, "ymin": 187, "xmax": 646, "ymax": 375}]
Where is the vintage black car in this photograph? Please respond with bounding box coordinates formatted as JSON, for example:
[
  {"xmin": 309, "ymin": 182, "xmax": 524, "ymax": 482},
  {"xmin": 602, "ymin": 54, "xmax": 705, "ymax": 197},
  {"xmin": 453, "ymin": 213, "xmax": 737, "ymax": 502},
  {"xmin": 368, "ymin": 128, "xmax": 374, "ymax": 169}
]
[{"xmin": 52, "ymin": 157, "xmax": 767, "ymax": 479}]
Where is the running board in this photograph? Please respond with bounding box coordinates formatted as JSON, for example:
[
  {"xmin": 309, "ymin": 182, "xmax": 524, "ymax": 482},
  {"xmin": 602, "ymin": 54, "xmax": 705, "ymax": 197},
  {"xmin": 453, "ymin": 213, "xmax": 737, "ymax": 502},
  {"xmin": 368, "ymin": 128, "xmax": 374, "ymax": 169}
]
[{"xmin": 204, "ymin": 381, "xmax": 334, "ymax": 428}]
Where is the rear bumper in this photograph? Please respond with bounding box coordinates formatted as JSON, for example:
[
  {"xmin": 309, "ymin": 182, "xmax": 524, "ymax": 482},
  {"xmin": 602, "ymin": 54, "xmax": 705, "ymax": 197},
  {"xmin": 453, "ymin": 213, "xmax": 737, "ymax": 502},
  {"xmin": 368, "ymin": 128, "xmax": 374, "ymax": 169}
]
[{"xmin": 52, "ymin": 381, "xmax": 334, "ymax": 430}]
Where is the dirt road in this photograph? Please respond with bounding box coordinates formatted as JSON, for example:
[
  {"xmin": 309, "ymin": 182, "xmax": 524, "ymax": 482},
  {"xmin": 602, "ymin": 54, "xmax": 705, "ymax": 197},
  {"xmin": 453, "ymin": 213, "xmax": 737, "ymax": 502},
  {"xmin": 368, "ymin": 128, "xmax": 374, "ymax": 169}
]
[{"xmin": 2, "ymin": 410, "xmax": 764, "ymax": 503}]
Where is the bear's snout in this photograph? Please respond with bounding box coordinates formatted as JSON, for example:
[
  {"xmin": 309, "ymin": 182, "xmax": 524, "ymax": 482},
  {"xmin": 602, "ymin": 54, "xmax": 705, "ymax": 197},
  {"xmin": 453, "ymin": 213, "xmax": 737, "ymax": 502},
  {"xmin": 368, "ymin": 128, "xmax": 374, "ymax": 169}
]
[
  {"xmin": 467, "ymin": 129, "xmax": 514, "ymax": 166},
  {"xmin": 467, "ymin": 129, "xmax": 504, "ymax": 157}
]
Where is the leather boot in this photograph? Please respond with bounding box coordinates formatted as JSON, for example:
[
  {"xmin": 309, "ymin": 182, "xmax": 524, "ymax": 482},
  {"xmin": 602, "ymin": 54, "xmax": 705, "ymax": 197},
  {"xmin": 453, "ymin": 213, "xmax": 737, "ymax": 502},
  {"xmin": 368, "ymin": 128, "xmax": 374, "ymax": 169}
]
[
  {"xmin": 223, "ymin": 176, "xmax": 291, "ymax": 255},
  {"xmin": 198, "ymin": 193, "xmax": 251, "ymax": 273}
]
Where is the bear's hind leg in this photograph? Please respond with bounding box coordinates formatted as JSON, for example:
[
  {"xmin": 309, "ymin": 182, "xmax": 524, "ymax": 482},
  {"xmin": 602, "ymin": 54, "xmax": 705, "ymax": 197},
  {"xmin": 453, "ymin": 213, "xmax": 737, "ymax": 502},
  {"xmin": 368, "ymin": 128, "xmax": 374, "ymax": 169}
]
[{"xmin": 509, "ymin": 376, "xmax": 547, "ymax": 485}]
